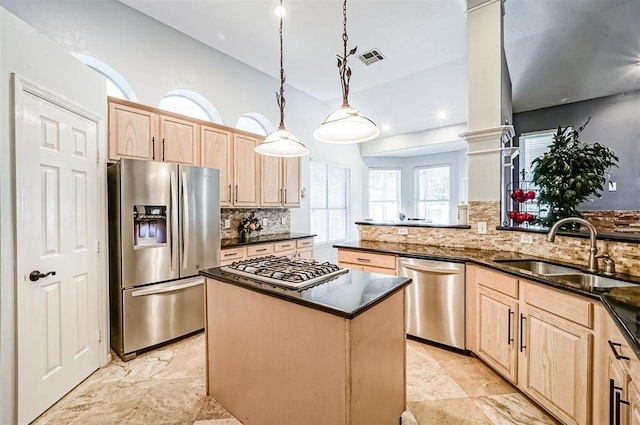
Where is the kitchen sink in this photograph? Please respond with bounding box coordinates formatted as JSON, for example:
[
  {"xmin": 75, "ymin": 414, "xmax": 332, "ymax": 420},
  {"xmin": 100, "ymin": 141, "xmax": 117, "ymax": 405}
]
[
  {"xmin": 550, "ymin": 273, "xmax": 636, "ymax": 289},
  {"xmin": 494, "ymin": 259, "xmax": 581, "ymax": 275}
]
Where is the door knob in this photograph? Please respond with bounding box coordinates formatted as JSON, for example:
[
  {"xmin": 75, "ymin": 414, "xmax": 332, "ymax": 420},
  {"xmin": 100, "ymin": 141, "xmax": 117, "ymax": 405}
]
[{"xmin": 29, "ymin": 270, "xmax": 56, "ymax": 282}]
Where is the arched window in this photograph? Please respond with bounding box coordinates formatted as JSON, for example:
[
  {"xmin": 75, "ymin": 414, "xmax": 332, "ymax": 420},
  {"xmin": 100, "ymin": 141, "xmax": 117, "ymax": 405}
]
[
  {"xmin": 158, "ymin": 90, "xmax": 222, "ymax": 123},
  {"xmin": 71, "ymin": 53, "xmax": 137, "ymax": 101},
  {"xmin": 235, "ymin": 113, "xmax": 274, "ymax": 136}
]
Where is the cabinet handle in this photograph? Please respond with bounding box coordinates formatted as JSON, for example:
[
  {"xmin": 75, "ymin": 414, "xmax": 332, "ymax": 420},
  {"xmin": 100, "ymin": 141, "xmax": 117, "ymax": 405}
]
[
  {"xmin": 235, "ymin": 185, "xmax": 238, "ymax": 203},
  {"xmin": 356, "ymin": 258, "xmax": 371, "ymax": 263},
  {"xmin": 256, "ymin": 248, "xmax": 268, "ymax": 252},
  {"xmin": 519, "ymin": 314, "xmax": 526, "ymax": 352},
  {"xmin": 615, "ymin": 391, "xmax": 630, "ymax": 425},
  {"xmin": 284, "ymin": 188, "xmax": 288, "ymax": 204},
  {"xmin": 608, "ymin": 341, "xmax": 630, "ymax": 361},
  {"xmin": 152, "ymin": 137, "xmax": 155, "ymax": 160},
  {"xmin": 224, "ymin": 253, "xmax": 237, "ymax": 257},
  {"xmin": 227, "ymin": 184, "xmax": 232, "ymax": 203},
  {"xmin": 162, "ymin": 138, "xmax": 165, "ymax": 161},
  {"xmin": 507, "ymin": 308, "xmax": 514, "ymax": 345}
]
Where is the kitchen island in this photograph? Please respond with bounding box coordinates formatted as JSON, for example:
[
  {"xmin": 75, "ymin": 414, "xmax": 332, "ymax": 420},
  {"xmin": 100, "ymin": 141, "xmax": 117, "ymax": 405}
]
[{"xmin": 199, "ymin": 265, "xmax": 411, "ymax": 425}]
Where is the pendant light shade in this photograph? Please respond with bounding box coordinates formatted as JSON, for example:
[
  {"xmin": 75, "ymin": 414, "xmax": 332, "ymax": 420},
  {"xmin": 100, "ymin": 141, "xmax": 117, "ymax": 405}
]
[
  {"xmin": 313, "ymin": 105, "xmax": 379, "ymax": 143},
  {"xmin": 255, "ymin": 0, "xmax": 309, "ymax": 158},
  {"xmin": 314, "ymin": 0, "xmax": 379, "ymax": 144}
]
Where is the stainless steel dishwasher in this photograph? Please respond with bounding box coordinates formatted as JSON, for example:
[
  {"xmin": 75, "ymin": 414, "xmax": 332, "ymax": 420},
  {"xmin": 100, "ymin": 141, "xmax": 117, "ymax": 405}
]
[{"xmin": 398, "ymin": 257, "xmax": 465, "ymax": 350}]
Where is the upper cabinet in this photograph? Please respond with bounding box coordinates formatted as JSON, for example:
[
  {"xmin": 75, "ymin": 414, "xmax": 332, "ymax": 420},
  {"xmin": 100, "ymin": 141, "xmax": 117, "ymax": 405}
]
[
  {"xmin": 260, "ymin": 156, "xmax": 300, "ymax": 208},
  {"xmin": 108, "ymin": 100, "xmax": 156, "ymax": 161},
  {"xmin": 201, "ymin": 125, "xmax": 233, "ymax": 207},
  {"xmin": 233, "ymin": 134, "xmax": 260, "ymax": 207},
  {"xmin": 108, "ymin": 98, "xmax": 301, "ymax": 208},
  {"xmin": 159, "ymin": 114, "xmax": 199, "ymax": 165}
]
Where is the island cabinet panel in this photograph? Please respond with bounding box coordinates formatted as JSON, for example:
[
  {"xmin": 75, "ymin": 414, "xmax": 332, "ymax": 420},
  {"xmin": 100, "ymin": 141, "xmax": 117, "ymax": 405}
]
[
  {"xmin": 108, "ymin": 101, "xmax": 156, "ymax": 161},
  {"xmin": 519, "ymin": 305, "xmax": 591, "ymax": 425},
  {"xmin": 233, "ymin": 134, "xmax": 260, "ymax": 207},
  {"xmin": 204, "ymin": 278, "xmax": 406, "ymax": 425},
  {"xmin": 631, "ymin": 382, "xmax": 640, "ymax": 425},
  {"xmin": 476, "ymin": 286, "xmax": 519, "ymax": 384},
  {"xmin": 200, "ymin": 126, "xmax": 233, "ymax": 207},
  {"xmin": 159, "ymin": 114, "xmax": 199, "ymax": 165}
]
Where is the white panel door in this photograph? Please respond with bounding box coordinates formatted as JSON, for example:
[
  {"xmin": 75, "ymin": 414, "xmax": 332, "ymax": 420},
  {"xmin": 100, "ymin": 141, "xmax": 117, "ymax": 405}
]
[{"xmin": 16, "ymin": 90, "xmax": 100, "ymax": 424}]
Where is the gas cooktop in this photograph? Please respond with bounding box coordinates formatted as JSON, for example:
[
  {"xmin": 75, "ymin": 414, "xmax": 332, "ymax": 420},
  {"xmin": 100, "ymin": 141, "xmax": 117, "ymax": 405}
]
[{"xmin": 221, "ymin": 256, "xmax": 348, "ymax": 290}]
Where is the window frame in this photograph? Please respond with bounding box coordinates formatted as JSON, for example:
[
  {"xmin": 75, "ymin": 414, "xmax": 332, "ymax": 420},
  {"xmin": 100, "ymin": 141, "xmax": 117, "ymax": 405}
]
[
  {"xmin": 72, "ymin": 53, "xmax": 137, "ymax": 101},
  {"xmin": 367, "ymin": 168, "xmax": 401, "ymax": 222},
  {"xmin": 414, "ymin": 164, "xmax": 451, "ymax": 224},
  {"xmin": 158, "ymin": 89, "xmax": 223, "ymax": 123},
  {"xmin": 235, "ymin": 113, "xmax": 275, "ymax": 136},
  {"xmin": 310, "ymin": 160, "xmax": 351, "ymax": 247}
]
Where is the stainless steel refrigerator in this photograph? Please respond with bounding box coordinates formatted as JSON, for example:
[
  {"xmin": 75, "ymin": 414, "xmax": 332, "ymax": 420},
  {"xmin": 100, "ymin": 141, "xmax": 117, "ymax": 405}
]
[{"xmin": 108, "ymin": 159, "xmax": 220, "ymax": 360}]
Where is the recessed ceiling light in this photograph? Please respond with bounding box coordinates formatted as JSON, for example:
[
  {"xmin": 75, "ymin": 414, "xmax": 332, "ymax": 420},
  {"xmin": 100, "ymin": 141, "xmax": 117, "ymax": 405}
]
[
  {"xmin": 274, "ymin": 5, "xmax": 286, "ymax": 17},
  {"xmin": 217, "ymin": 32, "xmax": 225, "ymax": 41},
  {"xmin": 382, "ymin": 124, "xmax": 390, "ymax": 131},
  {"xmin": 437, "ymin": 111, "xmax": 447, "ymax": 119},
  {"xmin": 561, "ymin": 97, "xmax": 568, "ymax": 102}
]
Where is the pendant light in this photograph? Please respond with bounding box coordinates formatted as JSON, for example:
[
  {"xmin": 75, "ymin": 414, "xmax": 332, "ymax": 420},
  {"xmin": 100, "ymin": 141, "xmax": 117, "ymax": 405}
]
[
  {"xmin": 255, "ymin": 0, "xmax": 309, "ymax": 157},
  {"xmin": 313, "ymin": 0, "xmax": 379, "ymax": 144}
]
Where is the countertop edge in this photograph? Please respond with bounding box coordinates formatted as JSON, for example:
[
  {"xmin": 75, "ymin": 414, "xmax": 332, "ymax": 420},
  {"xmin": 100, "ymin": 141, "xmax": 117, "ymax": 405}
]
[
  {"xmin": 221, "ymin": 233, "xmax": 317, "ymax": 248},
  {"xmin": 334, "ymin": 242, "xmax": 640, "ymax": 357},
  {"xmin": 199, "ymin": 268, "xmax": 412, "ymax": 320},
  {"xmin": 356, "ymin": 221, "xmax": 471, "ymax": 229}
]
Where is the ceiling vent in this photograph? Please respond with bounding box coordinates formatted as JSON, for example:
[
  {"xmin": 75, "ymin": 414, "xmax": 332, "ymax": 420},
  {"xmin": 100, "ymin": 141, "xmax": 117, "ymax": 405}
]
[{"xmin": 358, "ymin": 49, "xmax": 385, "ymax": 66}]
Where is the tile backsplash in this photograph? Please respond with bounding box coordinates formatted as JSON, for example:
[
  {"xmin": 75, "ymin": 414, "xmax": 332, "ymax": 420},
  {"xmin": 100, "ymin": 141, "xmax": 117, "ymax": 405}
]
[
  {"xmin": 358, "ymin": 201, "xmax": 640, "ymax": 276},
  {"xmin": 221, "ymin": 208, "xmax": 290, "ymax": 239}
]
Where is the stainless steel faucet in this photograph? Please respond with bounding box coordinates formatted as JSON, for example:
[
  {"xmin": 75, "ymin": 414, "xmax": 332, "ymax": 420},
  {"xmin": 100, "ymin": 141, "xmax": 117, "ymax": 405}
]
[{"xmin": 546, "ymin": 217, "xmax": 600, "ymax": 273}]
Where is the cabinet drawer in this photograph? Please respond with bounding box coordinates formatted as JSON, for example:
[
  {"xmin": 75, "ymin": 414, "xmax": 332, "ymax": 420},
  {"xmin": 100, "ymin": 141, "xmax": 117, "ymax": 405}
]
[
  {"xmin": 296, "ymin": 238, "xmax": 314, "ymax": 249},
  {"xmin": 220, "ymin": 247, "xmax": 246, "ymax": 262},
  {"xmin": 524, "ymin": 282, "xmax": 593, "ymax": 328},
  {"xmin": 274, "ymin": 241, "xmax": 296, "ymax": 252},
  {"xmin": 247, "ymin": 243, "xmax": 274, "ymax": 257},
  {"xmin": 337, "ymin": 249, "xmax": 396, "ymax": 270},
  {"xmin": 476, "ymin": 267, "xmax": 519, "ymax": 299}
]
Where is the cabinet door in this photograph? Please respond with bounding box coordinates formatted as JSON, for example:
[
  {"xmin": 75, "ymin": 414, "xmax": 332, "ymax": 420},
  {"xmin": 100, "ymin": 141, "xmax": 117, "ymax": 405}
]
[
  {"xmin": 260, "ymin": 155, "xmax": 282, "ymax": 207},
  {"xmin": 108, "ymin": 101, "xmax": 156, "ymax": 161},
  {"xmin": 297, "ymin": 248, "xmax": 313, "ymax": 259},
  {"xmin": 201, "ymin": 126, "xmax": 233, "ymax": 207},
  {"xmin": 476, "ymin": 286, "xmax": 518, "ymax": 383},
  {"xmin": 233, "ymin": 134, "xmax": 260, "ymax": 207},
  {"xmin": 159, "ymin": 114, "xmax": 199, "ymax": 165},
  {"xmin": 631, "ymin": 381, "xmax": 640, "ymax": 425},
  {"xmin": 283, "ymin": 157, "xmax": 301, "ymax": 207},
  {"xmin": 520, "ymin": 305, "xmax": 591, "ymax": 425}
]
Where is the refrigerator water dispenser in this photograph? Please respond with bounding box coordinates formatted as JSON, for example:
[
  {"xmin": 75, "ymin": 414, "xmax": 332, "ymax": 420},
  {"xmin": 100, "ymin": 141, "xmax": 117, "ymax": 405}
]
[{"xmin": 133, "ymin": 205, "xmax": 167, "ymax": 247}]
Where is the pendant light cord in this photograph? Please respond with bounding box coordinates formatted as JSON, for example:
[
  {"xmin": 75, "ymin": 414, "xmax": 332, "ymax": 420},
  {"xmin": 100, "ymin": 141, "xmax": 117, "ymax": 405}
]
[
  {"xmin": 338, "ymin": 0, "xmax": 355, "ymax": 108},
  {"xmin": 276, "ymin": 0, "xmax": 286, "ymax": 129}
]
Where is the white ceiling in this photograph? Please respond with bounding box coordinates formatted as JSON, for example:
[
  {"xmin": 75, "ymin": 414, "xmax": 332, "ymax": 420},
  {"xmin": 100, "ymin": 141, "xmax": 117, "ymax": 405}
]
[{"xmin": 119, "ymin": 0, "xmax": 640, "ymax": 151}]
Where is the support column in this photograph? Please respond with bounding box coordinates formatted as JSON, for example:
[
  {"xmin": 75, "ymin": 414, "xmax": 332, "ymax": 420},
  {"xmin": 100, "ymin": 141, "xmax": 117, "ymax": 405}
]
[{"xmin": 460, "ymin": 0, "xmax": 514, "ymax": 230}]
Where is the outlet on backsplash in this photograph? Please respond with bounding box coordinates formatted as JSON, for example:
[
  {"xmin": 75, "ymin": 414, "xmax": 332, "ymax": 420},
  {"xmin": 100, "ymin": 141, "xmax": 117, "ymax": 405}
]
[
  {"xmin": 262, "ymin": 218, "xmax": 268, "ymax": 227},
  {"xmin": 223, "ymin": 219, "xmax": 231, "ymax": 229},
  {"xmin": 281, "ymin": 217, "xmax": 286, "ymax": 225}
]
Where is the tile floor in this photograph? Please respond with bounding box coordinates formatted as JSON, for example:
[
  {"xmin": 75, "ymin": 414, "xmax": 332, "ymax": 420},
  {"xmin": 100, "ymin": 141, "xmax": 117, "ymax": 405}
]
[{"xmin": 33, "ymin": 333, "xmax": 558, "ymax": 425}]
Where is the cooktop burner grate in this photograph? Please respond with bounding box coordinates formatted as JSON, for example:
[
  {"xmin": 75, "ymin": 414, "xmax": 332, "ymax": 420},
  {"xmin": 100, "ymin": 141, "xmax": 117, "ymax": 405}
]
[{"xmin": 221, "ymin": 256, "xmax": 348, "ymax": 289}]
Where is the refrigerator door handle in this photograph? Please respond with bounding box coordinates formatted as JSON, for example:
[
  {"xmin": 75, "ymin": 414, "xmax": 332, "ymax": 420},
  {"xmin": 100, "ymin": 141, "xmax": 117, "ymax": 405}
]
[
  {"xmin": 131, "ymin": 277, "xmax": 204, "ymax": 297},
  {"xmin": 181, "ymin": 171, "xmax": 190, "ymax": 269},
  {"xmin": 170, "ymin": 170, "xmax": 178, "ymax": 271}
]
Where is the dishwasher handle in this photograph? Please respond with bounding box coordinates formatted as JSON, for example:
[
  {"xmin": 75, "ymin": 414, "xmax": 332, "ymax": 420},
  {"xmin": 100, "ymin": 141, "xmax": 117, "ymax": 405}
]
[{"xmin": 399, "ymin": 260, "xmax": 463, "ymax": 275}]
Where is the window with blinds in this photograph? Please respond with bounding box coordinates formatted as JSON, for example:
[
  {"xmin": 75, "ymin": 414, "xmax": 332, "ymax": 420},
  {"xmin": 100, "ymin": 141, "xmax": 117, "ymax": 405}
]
[
  {"xmin": 368, "ymin": 169, "xmax": 401, "ymax": 221},
  {"xmin": 415, "ymin": 165, "xmax": 450, "ymax": 224},
  {"xmin": 519, "ymin": 130, "xmax": 556, "ymax": 215},
  {"xmin": 310, "ymin": 161, "xmax": 350, "ymax": 244}
]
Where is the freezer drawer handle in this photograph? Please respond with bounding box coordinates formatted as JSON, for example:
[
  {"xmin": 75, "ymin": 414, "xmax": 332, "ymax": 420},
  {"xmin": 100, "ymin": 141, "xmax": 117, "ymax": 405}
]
[
  {"xmin": 399, "ymin": 261, "xmax": 462, "ymax": 275},
  {"xmin": 131, "ymin": 278, "xmax": 203, "ymax": 297}
]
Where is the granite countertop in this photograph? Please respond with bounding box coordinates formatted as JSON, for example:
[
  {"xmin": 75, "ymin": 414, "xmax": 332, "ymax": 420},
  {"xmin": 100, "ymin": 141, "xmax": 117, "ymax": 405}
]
[
  {"xmin": 334, "ymin": 240, "xmax": 640, "ymax": 358},
  {"xmin": 221, "ymin": 232, "xmax": 316, "ymax": 248},
  {"xmin": 200, "ymin": 267, "xmax": 411, "ymax": 319},
  {"xmin": 356, "ymin": 220, "xmax": 471, "ymax": 229}
]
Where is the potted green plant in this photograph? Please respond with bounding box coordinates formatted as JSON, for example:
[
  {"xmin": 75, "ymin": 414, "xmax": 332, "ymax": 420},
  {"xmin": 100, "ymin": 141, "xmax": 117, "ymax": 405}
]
[{"xmin": 531, "ymin": 119, "xmax": 618, "ymax": 228}]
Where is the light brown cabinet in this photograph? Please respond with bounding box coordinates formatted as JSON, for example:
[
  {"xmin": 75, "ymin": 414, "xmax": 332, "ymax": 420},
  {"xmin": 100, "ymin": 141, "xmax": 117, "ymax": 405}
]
[
  {"xmin": 476, "ymin": 285, "xmax": 519, "ymax": 383},
  {"xmin": 108, "ymin": 100, "xmax": 156, "ymax": 161},
  {"xmin": 108, "ymin": 98, "xmax": 200, "ymax": 165},
  {"xmin": 469, "ymin": 265, "xmax": 596, "ymax": 425},
  {"xmin": 260, "ymin": 156, "xmax": 300, "ymax": 207},
  {"xmin": 220, "ymin": 238, "xmax": 314, "ymax": 265},
  {"xmin": 631, "ymin": 381, "xmax": 640, "ymax": 425},
  {"xmin": 201, "ymin": 126, "xmax": 233, "ymax": 207},
  {"xmin": 233, "ymin": 134, "xmax": 260, "ymax": 207},
  {"xmin": 337, "ymin": 249, "xmax": 397, "ymax": 275}
]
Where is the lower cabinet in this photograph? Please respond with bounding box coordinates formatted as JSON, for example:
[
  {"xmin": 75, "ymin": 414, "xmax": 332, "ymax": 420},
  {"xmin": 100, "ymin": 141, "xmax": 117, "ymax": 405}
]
[
  {"xmin": 476, "ymin": 286, "xmax": 519, "ymax": 383},
  {"xmin": 630, "ymin": 381, "xmax": 640, "ymax": 425},
  {"xmin": 470, "ymin": 265, "xmax": 595, "ymax": 425},
  {"xmin": 337, "ymin": 248, "xmax": 397, "ymax": 275},
  {"xmin": 220, "ymin": 238, "xmax": 315, "ymax": 265}
]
